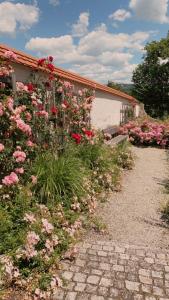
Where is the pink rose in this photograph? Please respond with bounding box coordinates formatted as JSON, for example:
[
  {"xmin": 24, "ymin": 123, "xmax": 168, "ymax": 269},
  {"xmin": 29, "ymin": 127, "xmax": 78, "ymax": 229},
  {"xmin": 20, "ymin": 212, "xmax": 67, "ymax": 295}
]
[
  {"xmin": 0, "ymin": 143, "xmax": 4, "ymax": 152},
  {"xmin": 26, "ymin": 140, "xmax": 35, "ymax": 147},
  {"xmin": 13, "ymin": 150, "xmax": 26, "ymax": 163},
  {"xmin": 31, "ymin": 175, "xmax": 37, "ymax": 184},
  {"xmin": 15, "ymin": 167, "xmax": 24, "ymax": 174},
  {"xmin": 4, "ymin": 50, "xmax": 17, "ymax": 60},
  {"xmin": 2, "ymin": 172, "xmax": 19, "ymax": 186}
]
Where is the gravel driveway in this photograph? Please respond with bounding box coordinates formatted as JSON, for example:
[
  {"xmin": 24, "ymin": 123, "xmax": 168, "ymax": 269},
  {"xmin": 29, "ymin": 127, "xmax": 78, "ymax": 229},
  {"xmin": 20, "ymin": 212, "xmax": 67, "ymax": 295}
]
[{"xmin": 88, "ymin": 146, "xmax": 169, "ymax": 249}]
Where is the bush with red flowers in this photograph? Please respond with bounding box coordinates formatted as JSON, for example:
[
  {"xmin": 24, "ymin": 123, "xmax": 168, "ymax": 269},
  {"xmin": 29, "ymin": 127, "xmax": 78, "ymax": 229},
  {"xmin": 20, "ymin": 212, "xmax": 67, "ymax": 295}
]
[{"xmin": 0, "ymin": 52, "xmax": 134, "ymax": 300}]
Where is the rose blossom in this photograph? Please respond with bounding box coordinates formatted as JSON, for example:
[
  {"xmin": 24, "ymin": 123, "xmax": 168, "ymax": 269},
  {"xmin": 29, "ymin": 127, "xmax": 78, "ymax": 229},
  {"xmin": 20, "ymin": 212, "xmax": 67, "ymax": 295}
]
[
  {"xmin": 0, "ymin": 143, "xmax": 4, "ymax": 152},
  {"xmin": 13, "ymin": 150, "xmax": 26, "ymax": 163},
  {"xmin": 16, "ymin": 118, "xmax": 32, "ymax": 135},
  {"xmin": 2, "ymin": 172, "xmax": 19, "ymax": 186},
  {"xmin": 6, "ymin": 97, "xmax": 14, "ymax": 111},
  {"xmin": 25, "ymin": 112, "xmax": 32, "ymax": 122},
  {"xmin": 16, "ymin": 82, "xmax": 28, "ymax": 92},
  {"xmin": 15, "ymin": 167, "xmax": 24, "ymax": 174},
  {"xmin": 4, "ymin": 50, "xmax": 17, "ymax": 60},
  {"xmin": 0, "ymin": 103, "xmax": 4, "ymax": 116}
]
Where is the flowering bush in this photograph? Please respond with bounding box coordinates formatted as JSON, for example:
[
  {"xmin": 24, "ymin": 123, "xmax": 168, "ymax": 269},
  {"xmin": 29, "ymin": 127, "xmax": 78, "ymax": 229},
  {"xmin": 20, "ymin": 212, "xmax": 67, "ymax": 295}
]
[
  {"xmin": 0, "ymin": 51, "xmax": 134, "ymax": 299},
  {"xmin": 120, "ymin": 119, "xmax": 169, "ymax": 147}
]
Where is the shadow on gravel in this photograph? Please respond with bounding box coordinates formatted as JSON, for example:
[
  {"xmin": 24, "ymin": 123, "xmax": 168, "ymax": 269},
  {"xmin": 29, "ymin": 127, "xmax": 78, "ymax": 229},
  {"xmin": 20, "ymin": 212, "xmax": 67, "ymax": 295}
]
[{"xmin": 136, "ymin": 216, "xmax": 169, "ymax": 229}]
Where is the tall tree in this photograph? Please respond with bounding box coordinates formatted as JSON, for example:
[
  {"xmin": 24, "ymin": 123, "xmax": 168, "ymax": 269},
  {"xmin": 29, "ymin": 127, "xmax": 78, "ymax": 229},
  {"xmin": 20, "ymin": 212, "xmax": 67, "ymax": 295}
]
[{"xmin": 132, "ymin": 33, "xmax": 169, "ymax": 118}]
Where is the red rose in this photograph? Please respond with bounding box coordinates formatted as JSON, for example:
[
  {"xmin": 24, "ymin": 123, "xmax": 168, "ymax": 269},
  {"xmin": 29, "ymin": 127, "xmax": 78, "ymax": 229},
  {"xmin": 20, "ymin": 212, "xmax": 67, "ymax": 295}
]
[
  {"xmin": 48, "ymin": 56, "xmax": 54, "ymax": 62},
  {"xmin": 47, "ymin": 63, "xmax": 55, "ymax": 72},
  {"xmin": 84, "ymin": 130, "xmax": 94, "ymax": 138},
  {"xmin": 37, "ymin": 58, "xmax": 46, "ymax": 66},
  {"xmin": 71, "ymin": 133, "xmax": 82, "ymax": 144},
  {"xmin": 27, "ymin": 83, "xmax": 34, "ymax": 92},
  {"xmin": 51, "ymin": 106, "xmax": 58, "ymax": 115}
]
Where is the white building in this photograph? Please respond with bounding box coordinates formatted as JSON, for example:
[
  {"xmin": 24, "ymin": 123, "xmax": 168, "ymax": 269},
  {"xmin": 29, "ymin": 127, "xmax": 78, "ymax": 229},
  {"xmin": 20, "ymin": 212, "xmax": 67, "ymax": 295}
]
[{"xmin": 0, "ymin": 44, "xmax": 140, "ymax": 129}]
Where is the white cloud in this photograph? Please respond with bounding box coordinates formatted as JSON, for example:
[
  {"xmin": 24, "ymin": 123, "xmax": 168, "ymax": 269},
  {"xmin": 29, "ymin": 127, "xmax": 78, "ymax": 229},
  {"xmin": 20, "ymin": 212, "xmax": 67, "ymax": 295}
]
[
  {"xmin": 129, "ymin": 0, "xmax": 169, "ymax": 23},
  {"xmin": 26, "ymin": 25, "xmax": 152, "ymax": 83},
  {"xmin": 0, "ymin": 1, "xmax": 39, "ymax": 35},
  {"xmin": 49, "ymin": 0, "xmax": 60, "ymax": 6},
  {"xmin": 72, "ymin": 12, "xmax": 89, "ymax": 37},
  {"xmin": 109, "ymin": 9, "xmax": 131, "ymax": 22},
  {"xmin": 78, "ymin": 29, "xmax": 150, "ymax": 55}
]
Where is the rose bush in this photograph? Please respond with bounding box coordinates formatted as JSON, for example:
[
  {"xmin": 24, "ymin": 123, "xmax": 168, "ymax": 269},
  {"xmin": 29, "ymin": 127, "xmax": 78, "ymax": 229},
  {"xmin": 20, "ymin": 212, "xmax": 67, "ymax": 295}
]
[
  {"xmin": 120, "ymin": 119, "xmax": 169, "ymax": 147},
  {"xmin": 0, "ymin": 52, "xmax": 134, "ymax": 299}
]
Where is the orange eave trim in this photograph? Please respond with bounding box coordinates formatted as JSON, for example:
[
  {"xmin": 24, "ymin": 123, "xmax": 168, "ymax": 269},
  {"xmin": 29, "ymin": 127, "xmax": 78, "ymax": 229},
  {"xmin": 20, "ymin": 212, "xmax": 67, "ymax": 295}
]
[{"xmin": 0, "ymin": 44, "xmax": 138, "ymax": 104}]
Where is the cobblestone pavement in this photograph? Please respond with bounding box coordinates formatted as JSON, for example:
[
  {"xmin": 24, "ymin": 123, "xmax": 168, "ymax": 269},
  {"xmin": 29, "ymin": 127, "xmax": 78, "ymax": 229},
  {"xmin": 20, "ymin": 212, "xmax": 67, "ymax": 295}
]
[{"xmin": 54, "ymin": 240, "xmax": 169, "ymax": 300}]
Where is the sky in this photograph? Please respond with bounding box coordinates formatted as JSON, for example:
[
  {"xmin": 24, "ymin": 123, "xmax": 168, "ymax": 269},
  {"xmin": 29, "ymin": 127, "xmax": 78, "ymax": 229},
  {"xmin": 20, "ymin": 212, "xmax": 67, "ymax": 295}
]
[{"xmin": 0, "ymin": 0, "xmax": 169, "ymax": 84}]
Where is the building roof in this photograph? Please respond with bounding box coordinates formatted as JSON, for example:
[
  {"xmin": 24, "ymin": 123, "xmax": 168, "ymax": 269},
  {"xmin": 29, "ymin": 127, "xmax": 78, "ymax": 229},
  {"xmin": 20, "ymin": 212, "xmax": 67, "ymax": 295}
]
[{"xmin": 0, "ymin": 44, "xmax": 138, "ymax": 104}]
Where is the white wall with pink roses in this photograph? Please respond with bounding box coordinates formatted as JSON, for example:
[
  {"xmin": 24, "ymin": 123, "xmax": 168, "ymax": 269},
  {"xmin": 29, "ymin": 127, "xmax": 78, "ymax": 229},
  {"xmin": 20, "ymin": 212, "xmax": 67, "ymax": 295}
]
[{"xmin": 12, "ymin": 62, "xmax": 139, "ymax": 129}]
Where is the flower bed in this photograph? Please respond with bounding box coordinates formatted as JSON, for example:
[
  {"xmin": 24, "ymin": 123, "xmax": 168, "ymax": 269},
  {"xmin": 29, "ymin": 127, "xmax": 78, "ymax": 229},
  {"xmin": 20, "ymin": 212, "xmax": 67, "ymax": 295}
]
[
  {"xmin": 120, "ymin": 119, "xmax": 169, "ymax": 148},
  {"xmin": 0, "ymin": 52, "xmax": 134, "ymax": 300}
]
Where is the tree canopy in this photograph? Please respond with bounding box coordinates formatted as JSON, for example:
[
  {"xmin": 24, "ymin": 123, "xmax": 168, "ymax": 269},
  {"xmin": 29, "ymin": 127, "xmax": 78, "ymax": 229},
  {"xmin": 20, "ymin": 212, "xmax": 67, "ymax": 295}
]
[
  {"xmin": 107, "ymin": 81, "xmax": 133, "ymax": 96},
  {"xmin": 132, "ymin": 32, "xmax": 169, "ymax": 118}
]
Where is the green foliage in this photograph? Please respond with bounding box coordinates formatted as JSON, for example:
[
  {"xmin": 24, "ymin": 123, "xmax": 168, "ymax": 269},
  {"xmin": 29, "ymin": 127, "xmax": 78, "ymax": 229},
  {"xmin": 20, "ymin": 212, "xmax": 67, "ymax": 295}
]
[
  {"xmin": 32, "ymin": 151, "xmax": 88, "ymax": 207},
  {"xmin": 132, "ymin": 33, "xmax": 169, "ymax": 118},
  {"xmin": 107, "ymin": 81, "xmax": 134, "ymax": 96},
  {"xmin": 112, "ymin": 141, "xmax": 134, "ymax": 170}
]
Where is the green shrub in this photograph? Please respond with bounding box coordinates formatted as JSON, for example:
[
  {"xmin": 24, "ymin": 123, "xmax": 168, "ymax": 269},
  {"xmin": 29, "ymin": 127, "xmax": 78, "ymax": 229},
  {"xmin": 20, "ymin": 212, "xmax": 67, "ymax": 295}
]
[{"xmin": 112, "ymin": 141, "xmax": 134, "ymax": 170}]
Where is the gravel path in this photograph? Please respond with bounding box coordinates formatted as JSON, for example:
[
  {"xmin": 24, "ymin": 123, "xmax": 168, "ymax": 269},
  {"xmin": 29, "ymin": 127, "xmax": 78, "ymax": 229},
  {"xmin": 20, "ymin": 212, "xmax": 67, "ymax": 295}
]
[
  {"xmin": 88, "ymin": 146, "xmax": 169, "ymax": 249},
  {"xmin": 54, "ymin": 146, "xmax": 169, "ymax": 300}
]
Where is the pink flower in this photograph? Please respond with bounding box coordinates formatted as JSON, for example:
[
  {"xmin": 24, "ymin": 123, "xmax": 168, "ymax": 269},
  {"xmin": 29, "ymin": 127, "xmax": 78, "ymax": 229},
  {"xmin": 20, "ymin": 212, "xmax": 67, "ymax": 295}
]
[
  {"xmin": 31, "ymin": 175, "xmax": 37, "ymax": 184},
  {"xmin": 2, "ymin": 172, "xmax": 19, "ymax": 186},
  {"xmin": 16, "ymin": 82, "xmax": 28, "ymax": 92},
  {"xmin": 13, "ymin": 150, "xmax": 26, "ymax": 163},
  {"xmin": 26, "ymin": 231, "xmax": 40, "ymax": 246},
  {"xmin": 15, "ymin": 167, "xmax": 24, "ymax": 174},
  {"xmin": 4, "ymin": 50, "xmax": 17, "ymax": 60},
  {"xmin": 0, "ymin": 143, "xmax": 4, "ymax": 152},
  {"xmin": 45, "ymin": 239, "xmax": 54, "ymax": 254},
  {"xmin": 24, "ymin": 213, "xmax": 36, "ymax": 224},
  {"xmin": 42, "ymin": 218, "xmax": 54, "ymax": 234},
  {"xmin": 16, "ymin": 119, "xmax": 32, "ymax": 136},
  {"xmin": 52, "ymin": 234, "xmax": 59, "ymax": 246},
  {"xmin": 0, "ymin": 82, "xmax": 5, "ymax": 89},
  {"xmin": 0, "ymin": 103, "xmax": 4, "ymax": 116},
  {"xmin": 26, "ymin": 140, "xmax": 35, "ymax": 147},
  {"xmin": 6, "ymin": 97, "xmax": 14, "ymax": 111},
  {"xmin": 78, "ymin": 90, "xmax": 83, "ymax": 96},
  {"xmin": 25, "ymin": 112, "xmax": 32, "ymax": 122},
  {"xmin": 36, "ymin": 110, "xmax": 49, "ymax": 119}
]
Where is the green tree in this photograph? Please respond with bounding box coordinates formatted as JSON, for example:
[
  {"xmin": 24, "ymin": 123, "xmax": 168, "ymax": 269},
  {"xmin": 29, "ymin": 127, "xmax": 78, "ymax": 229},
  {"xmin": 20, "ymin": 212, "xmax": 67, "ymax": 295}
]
[
  {"xmin": 107, "ymin": 81, "xmax": 133, "ymax": 96},
  {"xmin": 132, "ymin": 32, "xmax": 169, "ymax": 118}
]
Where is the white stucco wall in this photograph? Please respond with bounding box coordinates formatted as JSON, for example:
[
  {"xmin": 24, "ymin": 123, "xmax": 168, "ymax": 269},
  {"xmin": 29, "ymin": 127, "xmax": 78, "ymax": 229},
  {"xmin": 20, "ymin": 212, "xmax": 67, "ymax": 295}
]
[
  {"xmin": 91, "ymin": 90, "xmax": 133, "ymax": 129},
  {"xmin": 12, "ymin": 63, "xmax": 33, "ymax": 82},
  {"xmin": 135, "ymin": 104, "xmax": 140, "ymax": 118},
  {"xmin": 11, "ymin": 62, "xmax": 139, "ymax": 129}
]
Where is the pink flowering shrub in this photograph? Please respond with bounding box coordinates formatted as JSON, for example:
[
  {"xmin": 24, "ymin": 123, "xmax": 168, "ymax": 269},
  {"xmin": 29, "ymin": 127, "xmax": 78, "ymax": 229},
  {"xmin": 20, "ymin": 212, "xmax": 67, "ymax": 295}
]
[
  {"xmin": 0, "ymin": 52, "xmax": 133, "ymax": 299},
  {"xmin": 120, "ymin": 119, "xmax": 169, "ymax": 147}
]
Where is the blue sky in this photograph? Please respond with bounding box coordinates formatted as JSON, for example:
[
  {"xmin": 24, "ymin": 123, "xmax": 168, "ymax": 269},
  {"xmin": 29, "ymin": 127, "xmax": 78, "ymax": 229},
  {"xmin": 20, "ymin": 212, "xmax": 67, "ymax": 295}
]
[{"xmin": 0, "ymin": 0, "xmax": 169, "ymax": 83}]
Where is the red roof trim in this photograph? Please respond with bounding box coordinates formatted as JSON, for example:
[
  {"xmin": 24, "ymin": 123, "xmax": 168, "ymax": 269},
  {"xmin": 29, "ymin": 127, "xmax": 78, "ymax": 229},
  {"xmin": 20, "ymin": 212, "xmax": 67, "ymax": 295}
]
[{"xmin": 0, "ymin": 44, "xmax": 138, "ymax": 104}]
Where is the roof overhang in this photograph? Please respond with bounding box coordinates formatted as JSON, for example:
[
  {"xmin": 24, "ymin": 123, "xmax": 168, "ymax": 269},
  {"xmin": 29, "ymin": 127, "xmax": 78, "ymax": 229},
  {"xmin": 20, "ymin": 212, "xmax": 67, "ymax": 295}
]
[{"xmin": 0, "ymin": 44, "xmax": 138, "ymax": 104}]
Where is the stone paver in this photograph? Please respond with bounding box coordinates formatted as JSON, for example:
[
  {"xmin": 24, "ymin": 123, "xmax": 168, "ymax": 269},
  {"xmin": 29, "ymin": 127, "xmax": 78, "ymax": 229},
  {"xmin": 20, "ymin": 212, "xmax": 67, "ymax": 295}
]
[{"xmin": 54, "ymin": 240, "xmax": 169, "ymax": 300}]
